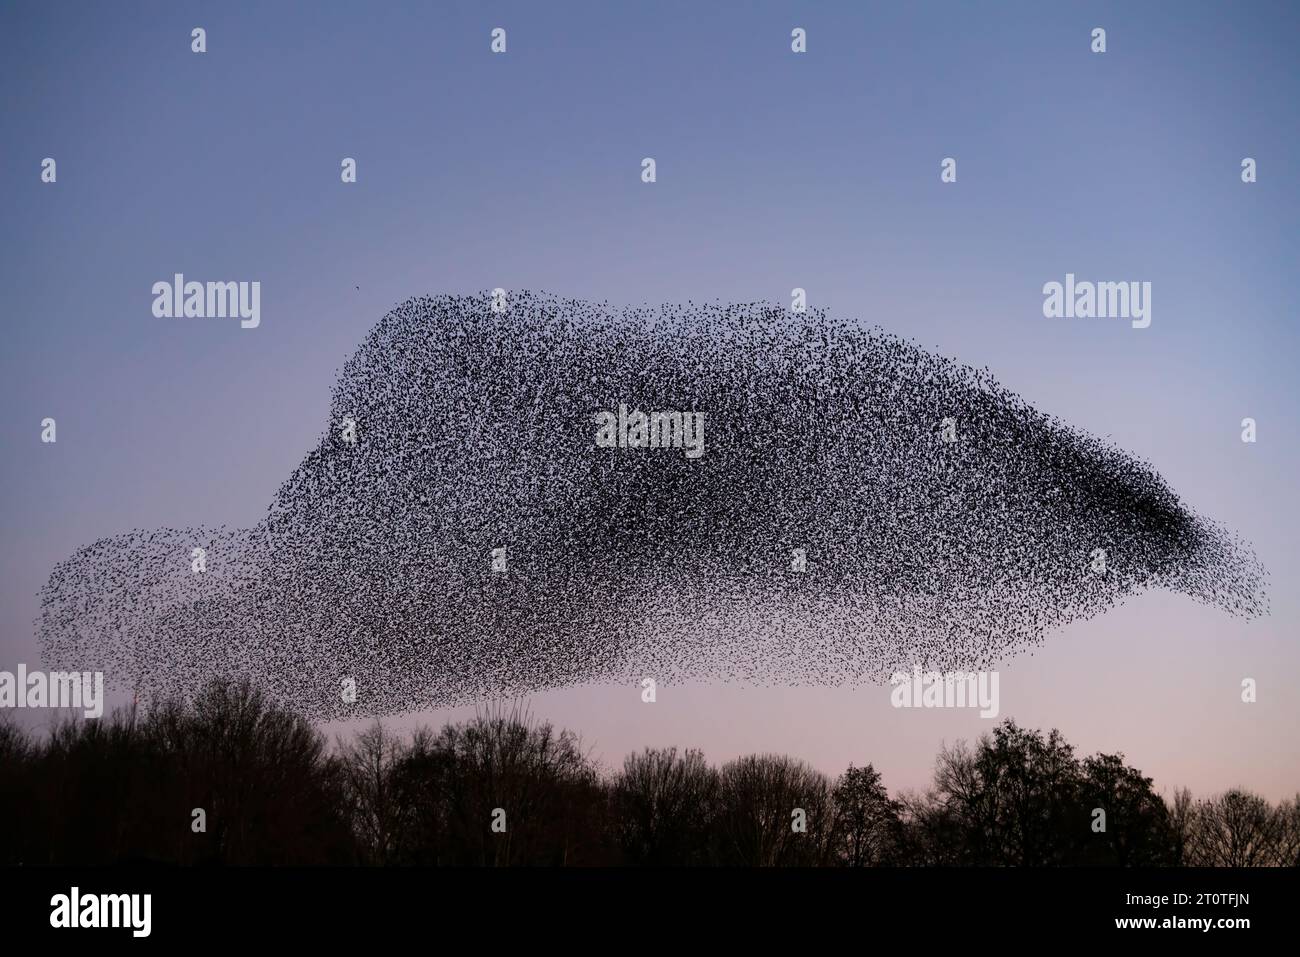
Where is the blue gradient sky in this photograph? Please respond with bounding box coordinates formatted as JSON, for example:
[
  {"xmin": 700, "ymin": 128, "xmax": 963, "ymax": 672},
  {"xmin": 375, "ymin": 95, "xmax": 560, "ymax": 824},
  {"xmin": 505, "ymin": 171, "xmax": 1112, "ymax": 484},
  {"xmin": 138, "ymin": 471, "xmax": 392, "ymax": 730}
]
[{"xmin": 2, "ymin": 1, "xmax": 1297, "ymax": 798}]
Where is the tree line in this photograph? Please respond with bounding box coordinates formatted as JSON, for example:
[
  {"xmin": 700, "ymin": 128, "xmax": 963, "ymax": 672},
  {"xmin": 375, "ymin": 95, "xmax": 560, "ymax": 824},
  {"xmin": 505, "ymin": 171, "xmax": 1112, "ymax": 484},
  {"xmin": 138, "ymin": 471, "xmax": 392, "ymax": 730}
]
[{"xmin": 1, "ymin": 679, "xmax": 1296, "ymax": 867}]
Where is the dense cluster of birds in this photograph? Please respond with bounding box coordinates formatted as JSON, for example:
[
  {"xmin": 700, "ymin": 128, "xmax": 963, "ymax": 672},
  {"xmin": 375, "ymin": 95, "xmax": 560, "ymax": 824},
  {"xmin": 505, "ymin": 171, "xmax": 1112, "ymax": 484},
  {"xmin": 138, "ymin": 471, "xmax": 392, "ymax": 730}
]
[{"xmin": 38, "ymin": 291, "xmax": 1268, "ymax": 718}]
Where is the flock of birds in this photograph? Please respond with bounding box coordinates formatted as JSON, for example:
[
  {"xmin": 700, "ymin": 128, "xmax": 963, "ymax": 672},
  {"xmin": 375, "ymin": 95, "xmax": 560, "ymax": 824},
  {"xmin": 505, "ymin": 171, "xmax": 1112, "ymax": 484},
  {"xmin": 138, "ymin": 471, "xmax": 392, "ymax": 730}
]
[{"xmin": 38, "ymin": 291, "xmax": 1267, "ymax": 719}]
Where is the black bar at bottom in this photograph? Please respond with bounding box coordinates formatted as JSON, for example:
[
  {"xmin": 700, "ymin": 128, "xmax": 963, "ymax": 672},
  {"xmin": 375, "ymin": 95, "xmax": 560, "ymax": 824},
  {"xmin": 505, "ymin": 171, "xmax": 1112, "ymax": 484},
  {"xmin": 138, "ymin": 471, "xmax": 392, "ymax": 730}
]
[{"xmin": 0, "ymin": 866, "xmax": 1290, "ymax": 943}]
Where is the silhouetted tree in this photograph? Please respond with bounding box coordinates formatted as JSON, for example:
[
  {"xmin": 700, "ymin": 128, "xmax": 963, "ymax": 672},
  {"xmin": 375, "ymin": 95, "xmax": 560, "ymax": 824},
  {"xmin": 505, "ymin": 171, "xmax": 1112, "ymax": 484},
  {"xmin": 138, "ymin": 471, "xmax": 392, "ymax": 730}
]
[
  {"xmin": 386, "ymin": 727, "xmax": 458, "ymax": 865},
  {"xmin": 1186, "ymin": 789, "xmax": 1291, "ymax": 866},
  {"xmin": 5, "ymin": 680, "xmax": 355, "ymax": 866},
  {"xmin": 713, "ymin": 754, "xmax": 834, "ymax": 866},
  {"xmin": 4, "ymin": 695, "xmax": 1296, "ymax": 869},
  {"xmin": 832, "ymin": 763, "xmax": 901, "ymax": 866},
  {"xmin": 38, "ymin": 705, "xmax": 174, "ymax": 864},
  {"xmin": 170, "ymin": 680, "xmax": 355, "ymax": 865},
  {"xmin": 893, "ymin": 788, "xmax": 966, "ymax": 866},
  {"xmin": 429, "ymin": 705, "xmax": 608, "ymax": 866},
  {"xmin": 932, "ymin": 720, "xmax": 1085, "ymax": 865},
  {"xmin": 338, "ymin": 721, "xmax": 408, "ymax": 865},
  {"xmin": 611, "ymin": 747, "xmax": 717, "ymax": 865},
  {"xmin": 1079, "ymin": 753, "xmax": 1178, "ymax": 865},
  {"xmin": 1167, "ymin": 787, "xmax": 1195, "ymax": 864},
  {"xmin": 1274, "ymin": 795, "xmax": 1300, "ymax": 867},
  {"xmin": 0, "ymin": 717, "xmax": 37, "ymax": 865}
]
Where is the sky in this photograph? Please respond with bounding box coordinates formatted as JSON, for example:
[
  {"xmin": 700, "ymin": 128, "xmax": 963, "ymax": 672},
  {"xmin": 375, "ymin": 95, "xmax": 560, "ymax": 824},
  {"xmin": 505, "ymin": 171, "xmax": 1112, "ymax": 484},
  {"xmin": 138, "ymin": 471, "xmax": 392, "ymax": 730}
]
[{"xmin": 1, "ymin": 0, "xmax": 1297, "ymax": 799}]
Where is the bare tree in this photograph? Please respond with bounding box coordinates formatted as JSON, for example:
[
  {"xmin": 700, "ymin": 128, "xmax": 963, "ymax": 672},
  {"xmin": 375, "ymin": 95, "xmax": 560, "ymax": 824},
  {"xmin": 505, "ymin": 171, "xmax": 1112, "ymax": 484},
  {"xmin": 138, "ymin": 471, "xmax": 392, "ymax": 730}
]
[
  {"xmin": 612, "ymin": 747, "xmax": 717, "ymax": 865},
  {"xmin": 337, "ymin": 721, "xmax": 408, "ymax": 865},
  {"xmin": 1272, "ymin": 794, "xmax": 1300, "ymax": 867},
  {"xmin": 893, "ymin": 788, "xmax": 966, "ymax": 866},
  {"xmin": 433, "ymin": 704, "xmax": 604, "ymax": 866},
  {"xmin": 714, "ymin": 754, "xmax": 834, "ymax": 866},
  {"xmin": 1186, "ymin": 789, "xmax": 1288, "ymax": 866}
]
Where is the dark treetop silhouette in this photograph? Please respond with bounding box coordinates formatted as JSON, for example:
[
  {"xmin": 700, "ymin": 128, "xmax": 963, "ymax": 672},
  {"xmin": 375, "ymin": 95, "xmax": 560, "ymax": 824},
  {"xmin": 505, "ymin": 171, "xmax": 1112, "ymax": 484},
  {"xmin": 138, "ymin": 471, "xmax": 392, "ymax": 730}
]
[{"xmin": 2, "ymin": 683, "xmax": 1296, "ymax": 867}]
